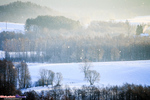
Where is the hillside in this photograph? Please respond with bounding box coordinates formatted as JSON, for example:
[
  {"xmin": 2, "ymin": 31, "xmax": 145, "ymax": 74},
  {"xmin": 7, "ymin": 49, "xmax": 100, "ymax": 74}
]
[{"xmin": 0, "ymin": 1, "xmax": 59, "ymax": 23}]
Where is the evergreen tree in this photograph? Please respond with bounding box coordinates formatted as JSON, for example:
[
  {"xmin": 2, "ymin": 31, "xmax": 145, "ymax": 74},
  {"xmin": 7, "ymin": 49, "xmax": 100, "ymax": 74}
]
[{"xmin": 136, "ymin": 25, "xmax": 143, "ymax": 35}]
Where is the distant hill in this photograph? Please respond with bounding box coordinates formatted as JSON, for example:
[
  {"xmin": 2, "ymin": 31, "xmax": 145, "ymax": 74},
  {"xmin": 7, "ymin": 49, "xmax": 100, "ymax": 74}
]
[
  {"xmin": 1, "ymin": 0, "xmax": 150, "ymax": 21},
  {"xmin": 0, "ymin": 1, "xmax": 59, "ymax": 23}
]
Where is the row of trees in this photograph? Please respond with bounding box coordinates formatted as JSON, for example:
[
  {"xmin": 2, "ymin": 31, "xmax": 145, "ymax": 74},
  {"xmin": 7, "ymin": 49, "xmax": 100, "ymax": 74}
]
[
  {"xmin": 2, "ymin": 34, "xmax": 150, "ymax": 63},
  {"xmin": 0, "ymin": 60, "xmax": 31, "ymax": 95},
  {"xmin": 23, "ymin": 83, "xmax": 150, "ymax": 100}
]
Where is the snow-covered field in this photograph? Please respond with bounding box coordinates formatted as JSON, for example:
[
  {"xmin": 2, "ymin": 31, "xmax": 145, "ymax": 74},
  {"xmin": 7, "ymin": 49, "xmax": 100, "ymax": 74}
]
[
  {"xmin": 0, "ymin": 22, "xmax": 24, "ymax": 33},
  {"xmin": 22, "ymin": 60, "xmax": 150, "ymax": 92}
]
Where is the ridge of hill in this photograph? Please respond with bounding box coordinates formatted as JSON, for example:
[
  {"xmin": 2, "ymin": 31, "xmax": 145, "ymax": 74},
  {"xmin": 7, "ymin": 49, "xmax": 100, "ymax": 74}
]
[{"xmin": 0, "ymin": 1, "xmax": 59, "ymax": 23}]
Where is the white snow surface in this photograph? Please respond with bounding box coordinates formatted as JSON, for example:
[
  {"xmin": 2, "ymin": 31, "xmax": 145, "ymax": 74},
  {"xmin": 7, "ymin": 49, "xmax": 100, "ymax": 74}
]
[
  {"xmin": 140, "ymin": 33, "xmax": 149, "ymax": 37},
  {"xmin": 0, "ymin": 22, "xmax": 25, "ymax": 33},
  {"xmin": 22, "ymin": 60, "xmax": 150, "ymax": 92},
  {"xmin": 0, "ymin": 50, "xmax": 5, "ymax": 59}
]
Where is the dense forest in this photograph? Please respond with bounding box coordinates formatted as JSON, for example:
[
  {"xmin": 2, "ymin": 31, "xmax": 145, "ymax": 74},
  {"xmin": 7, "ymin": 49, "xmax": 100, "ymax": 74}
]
[{"xmin": 0, "ymin": 1, "xmax": 58, "ymax": 23}]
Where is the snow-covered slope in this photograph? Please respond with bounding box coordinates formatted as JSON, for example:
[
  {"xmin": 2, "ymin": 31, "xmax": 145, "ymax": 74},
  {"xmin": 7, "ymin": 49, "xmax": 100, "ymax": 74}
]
[
  {"xmin": 115, "ymin": 15, "xmax": 150, "ymax": 25},
  {"xmin": 23, "ymin": 60, "xmax": 150, "ymax": 92},
  {"xmin": 0, "ymin": 22, "xmax": 24, "ymax": 33}
]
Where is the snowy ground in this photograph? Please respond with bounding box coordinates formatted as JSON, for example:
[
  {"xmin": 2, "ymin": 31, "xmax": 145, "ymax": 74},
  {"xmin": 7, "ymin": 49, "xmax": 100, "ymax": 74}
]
[
  {"xmin": 115, "ymin": 15, "xmax": 150, "ymax": 25},
  {"xmin": 0, "ymin": 50, "xmax": 5, "ymax": 59},
  {"xmin": 0, "ymin": 22, "xmax": 24, "ymax": 33},
  {"xmin": 22, "ymin": 60, "xmax": 150, "ymax": 92}
]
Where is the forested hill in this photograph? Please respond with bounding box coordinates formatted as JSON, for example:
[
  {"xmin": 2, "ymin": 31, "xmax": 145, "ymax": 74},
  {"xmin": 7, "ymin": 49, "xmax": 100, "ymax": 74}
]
[
  {"xmin": 0, "ymin": 1, "xmax": 58, "ymax": 23},
  {"xmin": 25, "ymin": 15, "xmax": 81, "ymax": 31}
]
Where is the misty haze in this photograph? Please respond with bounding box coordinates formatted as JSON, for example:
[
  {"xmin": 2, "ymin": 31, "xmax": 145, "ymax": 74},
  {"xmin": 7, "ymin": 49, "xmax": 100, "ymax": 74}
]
[{"xmin": 0, "ymin": 0, "xmax": 150, "ymax": 100}]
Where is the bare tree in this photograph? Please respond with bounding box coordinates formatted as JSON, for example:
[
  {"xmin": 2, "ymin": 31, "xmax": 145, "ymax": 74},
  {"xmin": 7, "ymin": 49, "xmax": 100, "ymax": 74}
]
[
  {"xmin": 39, "ymin": 69, "xmax": 55, "ymax": 86},
  {"xmin": 80, "ymin": 59, "xmax": 93, "ymax": 78},
  {"xmin": 46, "ymin": 70, "xmax": 55, "ymax": 86},
  {"xmin": 55, "ymin": 72, "xmax": 63, "ymax": 86},
  {"xmin": 39, "ymin": 69, "xmax": 47, "ymax": 86},
  {"xmin": 85, "ymin": 70, "xmax": 100, "ymax": 85}
]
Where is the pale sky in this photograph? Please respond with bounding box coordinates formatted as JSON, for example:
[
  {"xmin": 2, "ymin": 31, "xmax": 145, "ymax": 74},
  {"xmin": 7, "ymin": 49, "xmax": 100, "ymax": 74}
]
[{"xmin": 0, "ymin": 0, "xmax": 149, "ymax": 23}]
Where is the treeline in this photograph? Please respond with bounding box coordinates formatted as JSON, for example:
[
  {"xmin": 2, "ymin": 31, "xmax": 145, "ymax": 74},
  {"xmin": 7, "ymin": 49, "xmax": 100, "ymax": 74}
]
[
  {"xmin": 1, "ymin": 32, "xmax": 150, "ymax": 63},
  {"xmin": 24, "ymin": 84, "xmax": 150, "ymax": 100},
  {"xmin": 0, "ymin": 31, "xmax": 24, "ymax": 50},
  {"xmin": 87, "ymin": 21, "xmax": 136, "ymax": 36}
]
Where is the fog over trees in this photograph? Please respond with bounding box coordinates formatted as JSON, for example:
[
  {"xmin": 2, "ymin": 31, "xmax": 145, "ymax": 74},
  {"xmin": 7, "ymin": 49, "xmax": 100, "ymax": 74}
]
[
  {"xmin": 1, "ymin": 23, "xmax": 150, "ymax": 63},
  {"xmin": 0, "ymin": 2, "xmax": 150, "ymax": 63}
]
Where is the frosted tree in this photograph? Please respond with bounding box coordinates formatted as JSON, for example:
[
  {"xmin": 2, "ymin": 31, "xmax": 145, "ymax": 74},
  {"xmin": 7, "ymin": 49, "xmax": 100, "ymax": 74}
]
[
  {"xmin": 46, "ymin": 70, "xmax": 55, "ymax": 86},
  {"xmin": 39, "ymin": 69, "xmax": 47, "ymax": 86},
  {"xmin": 55, "ymin": 72, "xmax": 63, "ymax": 86},
  {"xmin": 85, "ymin": 70, "xmax": 100, "ymax": 85},
  {"xmin": 80, "ymin": 59, "xmax": 93, "ymax": 78},
  {"xmin": 136, "ymin": 25, "xmax": 143, "ymax": 35}
]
